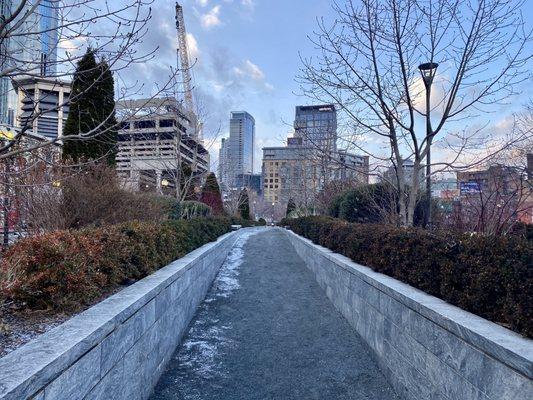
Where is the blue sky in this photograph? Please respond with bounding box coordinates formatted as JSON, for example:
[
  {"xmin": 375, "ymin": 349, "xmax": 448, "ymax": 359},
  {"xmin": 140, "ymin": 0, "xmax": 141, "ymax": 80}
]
[
  {"xmin": 127, "ymin": 0, "xmax": 532, "ymax": 173},
  {"xmin": 128, "ymin": 0, "xmax": 338, "ymax": 171}
]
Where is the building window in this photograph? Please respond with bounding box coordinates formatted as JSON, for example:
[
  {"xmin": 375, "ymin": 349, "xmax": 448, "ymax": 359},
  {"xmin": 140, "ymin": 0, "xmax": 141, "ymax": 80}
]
[
  {"xmin": 134, "ymin": 120, "xmax": 156, "ymax": 129},
  {"xmin": 159, "ymin": 119, "xmax": 175, "ymax": 128}
]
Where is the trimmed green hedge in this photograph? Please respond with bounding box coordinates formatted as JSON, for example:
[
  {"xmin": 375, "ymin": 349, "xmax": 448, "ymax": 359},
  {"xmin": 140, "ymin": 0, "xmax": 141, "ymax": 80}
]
[
  {"xmin": 0, "ymin": 218, "xmax": 232, "ymax": 311},
  {"xmin": 282, "ymin": 216, "xmax": 532, "ymax": 337}
]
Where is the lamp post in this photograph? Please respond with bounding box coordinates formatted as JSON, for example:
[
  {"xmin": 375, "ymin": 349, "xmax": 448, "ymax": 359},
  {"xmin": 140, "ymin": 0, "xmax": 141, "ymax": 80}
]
[{"xmin": 418, "ymin": 62, "xmax": 439, "ymax": 227}]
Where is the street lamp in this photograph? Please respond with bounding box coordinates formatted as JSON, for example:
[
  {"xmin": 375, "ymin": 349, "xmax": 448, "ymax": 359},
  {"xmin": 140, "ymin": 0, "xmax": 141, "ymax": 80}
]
[
  {"xmin": 418, "ymin": 63, "xmax": 439, "ymax": 86},
  {"xmin": 418, "ymin": 62, "xmax": 439, "ymax": 227},
  {"xmin": 161, "ymin": 179, "xmax": 170, "ymax": 187}
]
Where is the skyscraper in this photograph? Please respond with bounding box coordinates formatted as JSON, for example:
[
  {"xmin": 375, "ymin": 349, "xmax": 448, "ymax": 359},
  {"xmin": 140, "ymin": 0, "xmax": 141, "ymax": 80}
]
[
  {"xmin": 37, "ymin": 0, "xmax": 59, "ymax": 76},
  {"xmin": 15, "ymin": 0, "xmax": 59, "ymax": 77},
  {"xmin": 0, "ymin": 0, "xmax": 13, "ymax": 125},
  {"xmin": 0, "ymin": 0, "xmax": 59, "ymax": 124},
  {"xmin": 294, "ymin": 105, "xmax": 337, "ymax": 152},
  {"xmin": 225, "ymin": 111, "xmax": 255, "ymax": 188}
]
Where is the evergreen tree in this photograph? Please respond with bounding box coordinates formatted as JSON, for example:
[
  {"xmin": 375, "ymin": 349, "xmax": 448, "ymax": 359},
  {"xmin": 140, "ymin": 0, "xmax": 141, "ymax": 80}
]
[
  {"xmin": 62, "ymin": 49, "xmax": 118, "ymax": 165},
  {"xmin": 200, "ymin": 173, "xmax": 224, "ymax": 215},
  {"xmin": 238, "ymin": 189, "xmax": 250, "ymax": 220},
  {"xmin": 286, "ymin": 198, "xmax": 296, "ymax": 217}
]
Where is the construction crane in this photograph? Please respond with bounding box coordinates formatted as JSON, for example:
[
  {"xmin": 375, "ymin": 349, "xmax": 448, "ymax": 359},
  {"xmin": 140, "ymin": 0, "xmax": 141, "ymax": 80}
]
[{"xmin": 175, "ymin": 3, "xmax": 194, "ymax": 117}]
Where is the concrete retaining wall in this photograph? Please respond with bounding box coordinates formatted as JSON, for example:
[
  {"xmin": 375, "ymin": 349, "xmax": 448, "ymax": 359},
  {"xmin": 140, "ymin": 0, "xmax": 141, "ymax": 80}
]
[
  {"xmin": 0, "ymin": 230, "xmax": 242, "ymax": 400},
  {"xmin": 285, "ymin": 229, "xmax": 533, "ymax": 400}
]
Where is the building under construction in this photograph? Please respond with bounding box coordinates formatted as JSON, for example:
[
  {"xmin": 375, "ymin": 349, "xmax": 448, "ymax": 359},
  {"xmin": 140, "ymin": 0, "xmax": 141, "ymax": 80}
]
[
  {"xmin": 116, "ymin": 97, "xmax": 209, "ymax": 195},
  {"xmin": 116, "ymin": 3, "xmax": 209, "ymax": 196}
]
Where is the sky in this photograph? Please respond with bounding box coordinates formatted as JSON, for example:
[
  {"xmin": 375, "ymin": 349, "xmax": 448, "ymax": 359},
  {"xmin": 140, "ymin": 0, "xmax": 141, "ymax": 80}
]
[
  {"xmin": 121, "ymin": 0, "xmax": 338, "ymax": 172},
  {"xmin": 119, "ymin": 0, "xmax": 532, "ymax": 173}
]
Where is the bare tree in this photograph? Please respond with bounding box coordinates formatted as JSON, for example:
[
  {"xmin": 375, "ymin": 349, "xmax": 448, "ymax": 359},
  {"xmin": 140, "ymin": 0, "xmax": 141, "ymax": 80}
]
[
  {"xmin": 223, "ymin": 188, "xmax": 245, "ymax": 217},
  {"xmin": 454, "ymin": 163, "xmax": 531, "ymax": 234},
  {"xmin": 299, "ymin": 0, "xmax": 531, "ymax": 227}
]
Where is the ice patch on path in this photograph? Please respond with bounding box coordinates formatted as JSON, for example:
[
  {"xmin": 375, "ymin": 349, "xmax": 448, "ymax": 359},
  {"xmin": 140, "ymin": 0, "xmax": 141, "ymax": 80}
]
[{"xmin": 174, "ymin": 228, "xmax": 262, "ymax": 385}]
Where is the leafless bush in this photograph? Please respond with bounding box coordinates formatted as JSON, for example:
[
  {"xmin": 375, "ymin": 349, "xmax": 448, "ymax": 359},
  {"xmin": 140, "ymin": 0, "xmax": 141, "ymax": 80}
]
[{"xmin": 15, "ymin": 162, "xmax": 175, "ymax": 234}]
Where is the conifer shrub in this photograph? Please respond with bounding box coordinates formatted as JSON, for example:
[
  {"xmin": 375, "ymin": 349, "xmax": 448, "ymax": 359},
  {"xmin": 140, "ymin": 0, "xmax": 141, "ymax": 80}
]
[
  {"xmin": 62, "ymin": 49, "xmax": 118, "ymax": 165},
  {"xmin": 283, "ymin": 216, "xmax": 532, "ymax": 337},
  {"xmin": 200, "ymin": 173, "xmax": 224, "ymax": 215},
  {"xmin": 286, "ymin": 198, "xmax": 296, "ymax": 217}
]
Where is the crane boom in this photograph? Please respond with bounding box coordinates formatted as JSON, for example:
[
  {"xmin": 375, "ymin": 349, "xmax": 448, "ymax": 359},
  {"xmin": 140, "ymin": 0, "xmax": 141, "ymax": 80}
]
[{"xmin": 175, "ymin": 2, "xmax": 194, "ymax": 115}]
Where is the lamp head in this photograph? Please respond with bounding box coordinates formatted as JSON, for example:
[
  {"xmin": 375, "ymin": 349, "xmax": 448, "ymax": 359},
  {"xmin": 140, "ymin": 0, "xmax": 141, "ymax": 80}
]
[{"xmin": 418, "ymin": 62, "xmax": 439, "ymax": 86}]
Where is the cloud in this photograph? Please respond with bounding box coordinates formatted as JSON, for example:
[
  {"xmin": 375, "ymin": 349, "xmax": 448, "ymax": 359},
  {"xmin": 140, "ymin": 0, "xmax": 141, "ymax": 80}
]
[
  {"xmin": 200, "ymin": 5, "xmax": 221, "ymax": 28},
  {"xmin": 241, "ymin": 0, "xmax": 255, "ymax": 9},
  {"xmin": 409, "ymin": 74, "xmax": 446, "ymax": 114},
  {"xmin": 186, "ymin": 33, "xmax": 200, "ymax": 61},
  {"xmin": 196, "ymin": 0, "xmax": 209, "ymax": 6},
  {"xmin": 233, "ymin": 59, "xmax": 265, "ymax": 81},
  {"xmin": 244, "ymin": 60, "xmax": 264, "ymax": 80}
]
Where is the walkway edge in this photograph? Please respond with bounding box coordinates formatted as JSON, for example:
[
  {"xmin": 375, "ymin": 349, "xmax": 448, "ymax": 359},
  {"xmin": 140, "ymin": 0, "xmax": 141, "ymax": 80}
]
[
  {"xmin": 284, "ymin": 228, "xmax": 533, "ymax": 400},
  {"xmin": 0, "ymin": 229, "xmax": 245, "ymax": 400}
]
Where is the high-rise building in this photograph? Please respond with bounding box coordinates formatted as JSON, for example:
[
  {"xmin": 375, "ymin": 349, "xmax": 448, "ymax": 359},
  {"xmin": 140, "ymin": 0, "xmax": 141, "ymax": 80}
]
[
  {"xmin": 262, "ymin": 140, "xmax": 309, "ymax": 205},
  {"xmin": 224, "ymin": 111, "xmax": 255, "ymax": 188},
  {"xmin": 262, "ymin": 135, "xmax": 368, "ymax": 206},
  {"xmin": 14, "ymin": 0, "xmax": 59, "ymax": 77},
  {"xmin": 294, "ymin": 105, "xmax": 337, "ymax": 153},
  {"xmin": 0, "ymin": 0, "xmax": 13, "ymax": 125},
  {"xmin": 13, "ymin": 76, "xmax": 71, "ymax": 139},
  {"xmin": 0, "ymin": 0, "xmax": 59, "ymax": 124}
]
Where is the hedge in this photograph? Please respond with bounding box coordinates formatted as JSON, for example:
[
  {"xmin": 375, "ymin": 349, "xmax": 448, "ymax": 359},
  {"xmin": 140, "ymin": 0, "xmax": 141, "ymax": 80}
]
[
  {"xmin": 0, "ymin": 218, "xmax": 232, "ymax": 311},
  {"xmin": 282, "ymin": 216, "xmax": 532, "ymax": 337}
]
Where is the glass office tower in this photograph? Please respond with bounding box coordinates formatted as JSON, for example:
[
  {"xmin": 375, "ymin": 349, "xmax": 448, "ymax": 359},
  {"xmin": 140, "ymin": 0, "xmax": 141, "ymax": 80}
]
[
  {"xmin": 294, "ymin": 105, "xmax": 337, "ymax": 153},
  {"xmin": 38, "ymin": 0, "xmax": 59, "ymax": 76},
  {"xmin": 0, "ymin": 0, "xmax": 59, "ymax": 124},
  {"xmin": 227, "ymin": 111, "xmax": 255, "ymax": 188},
  {"xmin": 0, "ymin": 0, "xmax": 12, "ymax": 124}
]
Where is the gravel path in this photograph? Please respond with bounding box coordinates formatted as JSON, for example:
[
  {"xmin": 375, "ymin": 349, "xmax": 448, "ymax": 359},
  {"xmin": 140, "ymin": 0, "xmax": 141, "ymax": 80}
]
[{"xmin": 150, "ymin": 228, "xmax": 398, "ymax": 400}]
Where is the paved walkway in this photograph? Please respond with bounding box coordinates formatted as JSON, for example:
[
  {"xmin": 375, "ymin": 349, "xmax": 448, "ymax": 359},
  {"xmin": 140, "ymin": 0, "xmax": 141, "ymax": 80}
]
[{"xmin": 150, "ymin": 228, "xmax": 398, "ymax": 400}]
